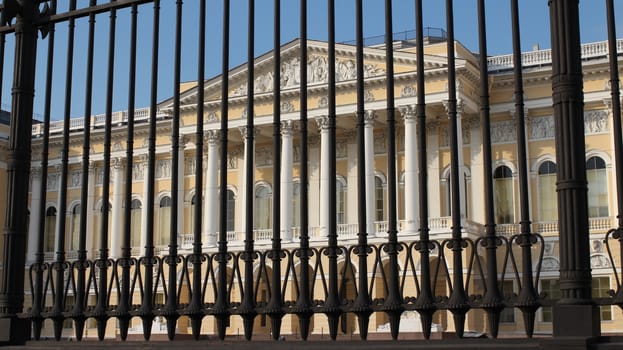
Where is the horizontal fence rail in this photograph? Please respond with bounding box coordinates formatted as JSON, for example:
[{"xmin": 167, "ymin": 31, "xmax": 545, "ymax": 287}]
[{"xmin": 0, "ymin": 0, "xmax": 621, "ymax": 346}]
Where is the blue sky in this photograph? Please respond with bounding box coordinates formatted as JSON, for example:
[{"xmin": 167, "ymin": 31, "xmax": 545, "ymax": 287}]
[{"xmin": 1, "ymin": 0, "xmax": 622, "ymax": 120}]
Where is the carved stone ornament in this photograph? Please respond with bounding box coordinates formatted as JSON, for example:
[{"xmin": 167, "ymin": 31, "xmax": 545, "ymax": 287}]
[
  {"xmin": 584, "ymin": 110, "xmax": 608, "ymax": 134},
  {"xmin": 256, "ymin": 146, "xmax": 273, "ymax": 167},
  {"xmin": 132, "ymin": 162, "xmax": 144, "ymax": 181},
  {"xmin": 281, "ymin": 101, "xmax": 295, "ymax": 113},
  {"xmin": 374, "ymin": 134, "xmax": 386, "ymax": 154},
  {"xmin": 590, "ymin": 254, "xmax": 611, "ymax": 269},
  {"xmin": 490, "ymin": 120, "xmax": 517, "ymax": 144},
  {"xmin": 156, "ymin": 159, "xmax": 172, "ymax": 178},
  {"xmin": 206, "ymin": 111, "xmax": 218, "ymax": 123},
  {"xmin": 70, "ymin": 171, "xmax": 81, "ymax": 187},
  {"xmin": 364, "ymin": 90, "xmax": 375, "ymax": 102},
  {"xmin": 318, "ymin": 96, "xmax": 328, "ymax": 108},
  {"xmin": 529, "ymin": 116, "xmax": 554, "ymax": 140},
  {"xmin": 591, "ymin": 239, "xmax": 603, "ymax": 253},
  {"xmin": 541, "ymin": 256, "xmax": 560, "ymax": 271},
  {"xmin": 401, "ymin": 85, "xmax": 416, "ymax": 98}
]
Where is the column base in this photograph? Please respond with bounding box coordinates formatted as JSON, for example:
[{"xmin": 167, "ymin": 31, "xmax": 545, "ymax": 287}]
[
  {"xmin": 553, "ymin": 303, "xmax": 600, "ymax": 338},
  {"xmin": 0, "ymin": 317, "xmax": 30, "ymax": 345}
]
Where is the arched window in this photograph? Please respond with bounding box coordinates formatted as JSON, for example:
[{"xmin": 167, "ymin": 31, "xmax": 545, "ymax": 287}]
[
  {"xmin": 336, "ymin": 177, "xmax": 347, "ymax": 225},
  {"xmin": 292, "ymin": 182, "xmax": 301, "ymax": 228},
  {"xmin": 130, "ymin": 199, "xmax": 142, "ymax": 248},
  {"xmin": 538, "ymin": 161, "xmax": 558, "ymax": 221},
  {"xmin": 375, "ymin": 176, "xmax": 385, "ymax": 221},
  {"xmin": 254, "ymin": 184, "xmax": 272, "ymax": 230},
  {"xmin": 226, "ymin": 189, "xmax": 235, "ymax": 232},
  {"xmin": 157, "ymin": 196, "xmax": 172, "ymax": 247},
  {"xmin": 587, "ymin": 156, "xmax": 608, "ymax": 218},
  {"xmin": 494, "ymin": 166, "xmax": 514, "ymax": 224},
  {"xmin": 44, "ymin": 206, "xmax": 57, "ymax": 253}
]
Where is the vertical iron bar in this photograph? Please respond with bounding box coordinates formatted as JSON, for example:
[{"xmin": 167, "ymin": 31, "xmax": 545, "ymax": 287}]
[
  {"xmin": 51, "ymin": 0, "xmax": 78, "ymax": 340},
  {"xmin": 30, "ymin": 0, "xmax": 56, "ymax": 341},
  {"xmin": 117, "ymin": 2, "xmax": 138, "ymax": 341},
  {"xmin": 73, "ymin": 0, "xmax": 96, "ymax": 340},
  {"xmin": 351, "ymin": 0, "xmax": 372, "ymax": 340},
  {"xmin": 478, "ymin": 0, "xmax": 503, "ymax": 339},
  {"xmin": 324, "ymin": 0, "xmax": 341, "ymax": 340},
  {"xmin": 606, "ymin": 0, "xmax": 623, "ymax": 308},
  {"xmin": 267, "ymin": 0, "xmax": 284, "ymax": 340},
  {"xmin": 510, "ymin": 0, "xmax": 539, "ymax": 338},
  {"xmin": 163, "ymin": 0, "xmax": 183, "ymax": 340},
  {"xmin": 214, "ymin": 0, "xmax": 231, "ymax": 340},
  {"xmin": 239, "ymin": 0, "xmax": 257, "ymax": 340},
  {"xmin": 293, "ymin": 0, "xmax": 313, "ymax": 340},
  {"xmin": 549, "ymin": 0, "xmax": 600, "ymax": 338},
  {"xmin": 444, "ymin": 0, "xmax": 469, "ymax": 337},
  {"xmin": 94, "ymin": 3, "xmax": 117, "ymax": 340},
  {"xmin": 138, "ymin": 0, "xmax": 160, "ymax": 340},
  {"xmin": 1, "ymin": 0, "xmax": 38, "ymax": 345},
  {"xmin": 413, "ymin": 0, "xmax": 435, "ymax": 339},
  {"xmin": 187, "ymin": 0, "xmax": 206, "ymax": 339},
  {"xmin": 382, "ymin": 0, "xmax": 404, "ymax": 340}
]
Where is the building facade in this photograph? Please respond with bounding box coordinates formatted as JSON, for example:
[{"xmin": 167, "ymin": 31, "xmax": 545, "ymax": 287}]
[{"xmin": 25, "ymin": 36, "xmax": 623, "ymax": 338}]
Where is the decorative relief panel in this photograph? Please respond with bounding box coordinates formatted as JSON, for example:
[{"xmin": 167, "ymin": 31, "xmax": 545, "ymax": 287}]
[
  {"xmin": 591, "ymin": 254, "xmax": 611, "ymax": 269},
  {"xmin": 281, "ymin": 101, "xmax": 294, "ymax": 113},
  {"xmin": 70, "ymin": 171, "xmax": 81, "ymax": 188},
  {"xmin": 47, "ymin": 172, "xmax": 59, "ymax": 189},
  {"xmin": 230, "ymin": 55, "xmax": 386, "ymax": 96},
  {"xmin": 226, "ymin": 151, "xmax": 238, "ymax": 169},
  {"xmin": 293, "ymin": 145, "xmax": 300, "ymax": 163},
  {"xmin": 541, "ymin": 257, "xmax": 560, "ymax": 271},
  {"xmin": 186, "ymin": 158, "xmax": 196, "ymax": 176},
  {"xmin": 256, "ymin": 146, "xmax": 273, "ymax": 167},
  {"xmin": 336, "ymin": 140, "xmax": 347, "ymax": 159},
  {"xmin": 529, "ymin": 116, "xmax": 554, "ymax": 140},
  {"xmin": 156, "ymin": 159, "xmax": 172, "ymax": 178},
  {"xmin": 440, "ymin": 126, "xmax": 471, "ymax": 148},
  {"xmin": 206, "ymin": 111, "xmax": 218, "ymax": 123},
  {"xmin": 96, "ymin": 168, "xmax": 104, "ymax": 185},
  {"xmin": 400, "ymin": 85, "xmax": 416, "ymax": 98},
  {"xmin": 584, "ymin": 110, "xmax": 607, "ymax": 134},
  {"xmin": 374, "ymin": 134, "xmax": 386, "ymax": 154},
  {"xmin": 132, "ymin": 162, "xmax": 144, "ymax": 181},
  {"xmin": 490, "ymin": 120, "xmax": 517, "ymax": 144}
]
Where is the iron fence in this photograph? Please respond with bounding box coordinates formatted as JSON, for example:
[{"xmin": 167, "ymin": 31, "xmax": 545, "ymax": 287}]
[{"xmin": 0, "ymin": 0, "xmax": 620, "ymax": 345}]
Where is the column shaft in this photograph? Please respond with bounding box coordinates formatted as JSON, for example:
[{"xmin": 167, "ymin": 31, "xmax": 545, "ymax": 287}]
[
  {"xmin": 27, "ymin": 167, "xmax": 42, "ymax": 262},
  {"xmin": 317, "ymin": 117, "xmax": 330, "ymax": 237},
  {"xmin": 364, "ymin": 111, "xmax": 376, "ymax": 236},
  {"xmin": 400, "ymin": 106, "xmax": 419, "ymax": 234},
  {"xmin": 204, "ymin": 131, "xmax": 219, "ymax": 247},
  {"xmin": 110, "ymin": 158, "xmax": 124, "ymax": 258},
  {"xmin": 280, "ymin": 121, "xmax": 294, "ymax": 242}
]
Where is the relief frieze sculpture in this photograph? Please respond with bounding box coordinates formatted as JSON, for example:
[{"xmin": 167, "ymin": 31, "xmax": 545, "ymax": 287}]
[{"xmin": 231, "ymin": 55, "xmax": 386, "ymax": 96}]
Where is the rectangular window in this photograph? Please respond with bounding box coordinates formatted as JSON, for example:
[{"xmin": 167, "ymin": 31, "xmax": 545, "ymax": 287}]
[
  {"xmin": 540, "ymin": 279, "xmax": 560, "ymax": 322},
  {"xmin": 592, "ymin": 277, "xmax": 612, "ymax": 321}
]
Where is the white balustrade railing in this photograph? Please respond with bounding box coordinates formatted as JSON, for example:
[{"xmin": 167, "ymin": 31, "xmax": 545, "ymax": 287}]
[
  {"xmin": 254, "ymin": 229, "xmax": 273, "ymax": 241},
  {"xmin": 589, "ymin": 217, "xmax": 614, "ymax": 231},
  {"xmin": 337, "ymin": 223, "xmax": 358, "ymax": 238},
  {"xmin": 31, "ymin": 107, "xmax": 161, "ymax": 136},
  {"xmin": 487, "ymin": 39, "xmax": 623, "ymax": 71},
  {"xmin": 496, "ymin": 223, "xmax": 520, "ymax": 237}
]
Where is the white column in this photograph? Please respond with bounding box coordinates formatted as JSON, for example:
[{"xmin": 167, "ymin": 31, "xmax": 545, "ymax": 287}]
[
  {"xmin": 308, "ymin": 137, "xmax": 321, "ymax": 237},
  {"xmin": 427, "ymin": 120, "xmax": 441, "ymax": 220},
  {"xmin": 364, "ymin": 110, "xmax": 376, "ymax": 237},
  {"xmin": 468, "ymin": 115, "xmax": 485, "ymax": 224},
  {"xmin": 177, "ymin": 136, "xmax": 187, "ymax": 237},
  {"xmin": 27, "ymin": 167, "xmax": 42, "ymax": 263},
  {"xmin": 399, "ymin": 105, "xmax": 419, "ymax": 234},
  {"xmin": 86, "ymin": 162, "xmax": 96, "ymax": 259},
  {"xmin": 204, "ymin": 130, "xmax": 220, "ymax": 247},
  {"xmin": 237, "ymin": 126, "xmax": 256, "ymax": 239},
  {"xmin": 110, "ymin": 157, "xmax": 124, "ymax": 258},
  {"xmin": 280, "ymin": 121, "xmax": 295, "ymax": 242},
  {"xmin": 346, "ymin": 132, "xmax": 358, "ymax": 226},
  {"xmin": 316, "ymin": 116, "xmax": 330, "ymax": 237},
  {"xmin": 139, "ymin": 156, "xmax": 149, "ymax": 257}
]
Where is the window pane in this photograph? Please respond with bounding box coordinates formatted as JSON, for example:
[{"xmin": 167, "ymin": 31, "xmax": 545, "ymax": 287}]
[
  {"xmin": 375, "ymin": 177, "xmax": 384, "ymax": 221},
  {"xmin": 292, "ymin": 183, "xmax": 301, "ymax": 228},
  {"xmin": 592, "ymin": 277, "xmax": 612, "ymax": 321},
  {"xmin": 538, "ymin": 162, "xmax": 558, "ymax": 221},
  {"xmin": 131, "ymin": 200, "xmax": 142, "ymax": 248},
  {"xmin": 540, "ymin": 279, "xmax": 561, "ymax": 322},
  {"xmin": 586, "ymin": 157, "xmax": 608, "ymax": 218},
  {"xmin": 494, "ymin": 166, "xmax": 514, "ymax": 224},
  {"xmin": 500, "ymin": 280, "xmax": 515, "ymax": 323},
  {"xmin": 226, "ymin": 190, "xmax": 235, "ymax": 232}
]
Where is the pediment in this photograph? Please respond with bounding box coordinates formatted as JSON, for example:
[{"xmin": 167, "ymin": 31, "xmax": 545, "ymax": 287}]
[{"xmin": 160, "ymin": 38, "xmax": 451, "ymax": 111}]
